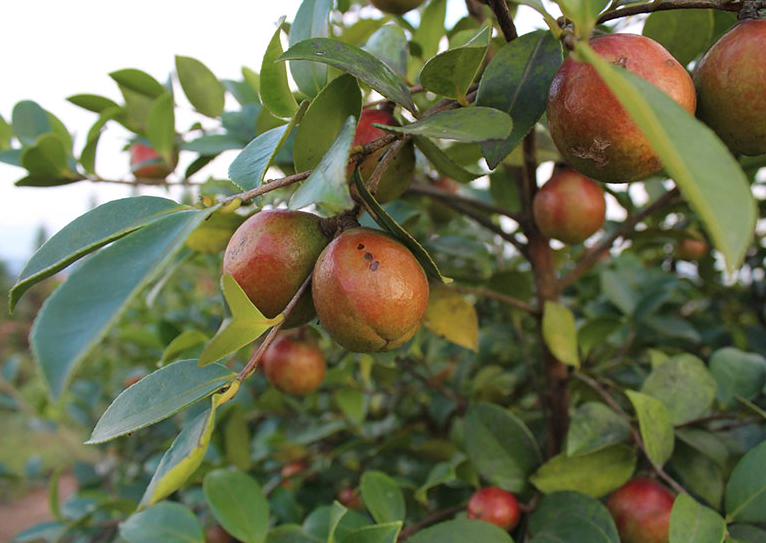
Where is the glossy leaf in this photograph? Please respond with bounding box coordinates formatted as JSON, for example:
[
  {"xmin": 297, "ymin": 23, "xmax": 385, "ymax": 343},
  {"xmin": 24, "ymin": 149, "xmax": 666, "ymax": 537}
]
[
  {"xmin": 529, "ymin": 491, "xmax": 619, "ymax": 542},
  {"xmin": 279, "ymin": 37, "xmax": 417, "ymax": 114},
  {"xmin": 12, "ymin": 100, "xmax": 51, "ymax": 145},
  {"xmin": 360, "ymin": 471, "xmax": 405, "ymax": 524},
  {"xmin": 87, "ymin": 358, "xmax": 234, "ymax": 444},
  {"xmin": 109, "ymin": 68, "xmax": 165, "ymax": 98},
  {"xmin": 464, "ymin": 403, "xmax": 542, "ymax": 492},
  {"xmin": 363, "ymin": 25, "xmax": 409, "ymax": 77},
  {"xmin": 229, "ymin": 125, "xmax": 290, "ymax": 191},
  {"xmin": 709, "ymin": 347, "xmax": 766, "ymax": 408},
  {"xmin": 423, "ymin": 283, "xmax": 478, "ymax": 351},
  {"xmin": 411, "ymin": 0, "xmax": 447, "ymax": 64},
  {"xmin": 120, "ymin": 502, "xmax": 203, "ymax": 543},
  {"xmin": 293, "ymin": 74, "xmax": 361, "ymax": 174},
  {"xmin": 183, "ymin": 134, "xmax": 243, "ymax": 154},
  {"xmin": 675, "ymin": 428, "xmax": 728, "ymax": 469},
  {"xmin": 290, "ymin": 115, "xmax": 355, "ymax": 212},
  {"xmin": 261, "ymin": 19, "xmax": 300, "ymax": 118},
  {"xmin": 643, "ymin": 10, "xmax": 715, "ymax": 66},
  {"xmin": 531, "ymin": 514, "xmax": 618, "ymax": 543},
  {"xmin": 374, "ymin": 107, "xmax": 512, "ymax": 143},
  {"xmin": 542, "ymin": 301, "xmax": 579, "ymax": 368},
  {"xmin": 626, "ymin": 390, "xmax": 674, "ymax": 468},
  {"xmin": 529, "ymin": 444, "xmax": 636, "ymax": 498},
  {"xmin": 267, "ymin": 525, "xmax": 321, "ymax": 543},
  {"xmin": 159, "ymin": 331, "xmax": 208, "ymax": 364},
  {"xmin": 67, "ymin": 93, "xmax": 120, "ymax": 113},
  {"xmin": 575, "ymin": 42, "xmax": 756, "ymax": 272},
  {"xmin": 185, "ymin": 212, "xmax": 245, "ymax": 254},
  {"xmin": 204, "ymin": 468, "xmax": 270, "ymax": 543},
  {"xmin": 477, "ymin": 31, "xmax": 562, "ymax": 168},
  {"xmin": 671, "ymin": 441, "xmax": 724, "ymax": 509},
  {"xmin": 288, "ymin": 0, "xmax": 332, "ymax": 98},
  {"xmin": 20, "ymin": 133, "xmax": 72, "ymax": 177},
  {"xmin": 31, "ymin": 208, "xmax": 214, "ymax": 399},
  {"xmin": 566, "ymin": 401, "xmax": 631, "ymax": 456},
  {"xmin": 327, "ymin": 502, "xmax": 350, "ymax": 543},
  {"xmin": 413, "ymin": 137, "xmax": 482, "ymax": 182},
  {"xmin": 340, "ymin": 523, "xmax": 402, "ymax": 543},
  {"xmin": 419, "ymin": 24, "xmax": 490, "ymax": 102},
  {"xmin": 146, "ymin": 93, "xmax": 176, "ymax": 165},
  {"xmin": 198, "ymin": 274, "xmax": 285, "ymax": 366},
  {"xmin": 406, "ymin": 519, "xmax": 513, "ymax": 543},
  {"xmin": 302, "ymin": 505, "xmax": 370, "ymax": 542},
  {"xmin": 641, "ymin": 354, "xmax": 717, "ymax": 424},
  {"xmin": 725, "ymin": 439, "xmax": 766, "ymax": 523},
  {"xmin": 669, "ymin": 494, "xmax": 726, "ymax": 543},
  {"xmin": 175, "ymin": 56, "xmax": 225, "ymax": 118}
]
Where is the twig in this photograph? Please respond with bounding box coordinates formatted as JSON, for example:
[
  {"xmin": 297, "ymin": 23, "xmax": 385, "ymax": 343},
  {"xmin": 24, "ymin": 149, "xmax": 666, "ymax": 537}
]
[
  {"xmin": 444, "ymin": 199, "xmax": 529, "ymax": 256},
  {"xmin": 598, "ymin": 0, "xmax": 740, "ymax": 23},
  {"xmin": 367, "ymin": 137, "xmax": 411, "ymax": 195},
  {"xmin": 364, "ymin": 86, "xmax": 426, "ymax": 108},
  {"xmin": 560, "ymin": 188, "xmax": 680, "ymax": 287},
  {"xmin": 452, "ymin": 284, "xmax": 538, "ymax": 314},
  {"xmin": 407, "ymin": 182, "xmax": 523, "ymax": 222},
  {"xmin": 398, "ymin": 504, "xmax": 466, "ymax": 541},
  {"xmin": 401, "ymin": 359, "xmax": 468, "ymax": 413},
  {"xmin": 487, "ymin": 0, "xmax": 518, "ymax": 41}
]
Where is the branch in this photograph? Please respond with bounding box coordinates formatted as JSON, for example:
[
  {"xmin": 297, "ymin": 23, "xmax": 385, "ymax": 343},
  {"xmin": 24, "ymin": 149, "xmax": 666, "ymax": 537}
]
[
  {"xmin": 560, "ymin": 188, "xmax": 680, "ymax": 287},
  {"xmin": 367, "ymin": 136, "xmax": 411, "ymax": 195},
  {"xmin": 451, "ymin": 284, "xmax": 538, "ymax": 315},
  {"xmin": 598, "ymin": 0, "xmax": 740, "ymax": 23},
  {"xmin": 441, "ymin": 198, "xmax": 529, "ymax": 256},
  {"xmin": 398, "ymin": 504, "xmax": 466, "ymax": 542},
  {"xmin": 487, "ymin": 0, "xmax": 518, "ymax": 41},
  {"xmin": 407, "ymin": 182, "xmax": 523, "ymax": 222}
]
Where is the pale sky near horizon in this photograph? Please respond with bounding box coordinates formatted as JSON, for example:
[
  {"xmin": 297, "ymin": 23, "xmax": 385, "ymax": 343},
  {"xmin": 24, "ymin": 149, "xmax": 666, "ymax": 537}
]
[{"xmin": 0, "ymin": 0, "xmax": 549, "ymax": 271}]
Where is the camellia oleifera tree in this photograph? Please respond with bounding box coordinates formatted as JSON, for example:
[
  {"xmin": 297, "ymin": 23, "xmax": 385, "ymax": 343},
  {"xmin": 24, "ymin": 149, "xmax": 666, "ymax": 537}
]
[{"xmin": 3, "ymin": 0, "xmax": 766, "ymax": 541}]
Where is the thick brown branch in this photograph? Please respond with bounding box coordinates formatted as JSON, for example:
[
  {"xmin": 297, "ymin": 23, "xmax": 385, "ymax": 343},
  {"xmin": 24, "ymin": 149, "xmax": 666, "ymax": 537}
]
[
  {"xmin": 407, "ymin": 182, "xmax": 523, "ymax": 222},
  {"xmin": 452, "ymin": 284, "xmax": 538, "ymax": 315},
  {"xmin": 487, "ymin": 0, "xmax": 518, "ymax": 41},
  {"xmin": 598, "ymin": 0, "xmax": 740, "ymax": 24}
]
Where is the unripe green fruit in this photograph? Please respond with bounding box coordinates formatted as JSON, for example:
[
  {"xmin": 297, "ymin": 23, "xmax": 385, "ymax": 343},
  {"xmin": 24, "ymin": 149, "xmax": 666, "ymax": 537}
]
[
  {"xmin": 694, "ymin": 19, "xmax": 766, "ymax": 156},
  {"xmin": 533, "ymin": 169, "xmax": 606, "ymax": 244},
  {"xmin": 467, "ymin": 487, "xmax": 521, "ymax": 531},
  {"xmin": 312, "ymin": 228, "xmax": 429, "ymax": 352},
  {"xmin": 352, "ymin": 109, "xmax": 415, "ymax": 204},
  {"xmin": 370, "ymin": 0, "xmax": 426, "ymax": 15},
  {"xmin": 262, "ymin": 333, "xmax": 326, "ymax": 395},
  {"xmin": 606, "ymin": 478, "xmax": 674, "ymax": 543},
  {"xmin": 547, "ymin": 34, "xmax": 696, "ymax": 183},
  {"xmin": 223, "ymin": 210, "xmax": 330, "ymax": 328}
]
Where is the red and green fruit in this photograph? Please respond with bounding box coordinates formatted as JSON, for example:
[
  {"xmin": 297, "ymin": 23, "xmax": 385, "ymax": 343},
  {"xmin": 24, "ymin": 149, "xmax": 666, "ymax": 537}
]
[
  {"xmin": 352, "ymin": 108, "xmax": 416, "ymax": 203},
  {"xmin": 129, "ymin": 141, "xmax": 176, "ymax": 179},
  {"xmin": 466, "ymin": 487, "xmax": 521, "ymax": 531},
  {"xmin": 694, "ymin": 19, "xmax": 766, "ymax": 156},
  {"xmin": 677, "ymin": 236, "xmax": 708, "ymax": 260},
  {"xmin": 547, "ymin": 34, "xmax": 696, "ymax": 183},
  {"xmin": 532, "ymin": 168, "xmax": 606, "ymax": 244},
  {"xmin": 223, "ymin": 210, "xmax": 330, "ymax": 327},
  {"xmin": 262, "ymin": 332, "xmax": 326, "ymax": 395},
  {"xmin": 606, "ymin": 478, "xmax": 675, "ymax": 543},
  {"xmin": 312, "ymin": 228, "xmax": 429, "ymax": 352},
  {"xmin": 370, "ymin": 0, "xmax": 426, "ymax": 15},
  {"xmin": 338, "ymin": 487, "xmax": 362, "ymax": 510}
]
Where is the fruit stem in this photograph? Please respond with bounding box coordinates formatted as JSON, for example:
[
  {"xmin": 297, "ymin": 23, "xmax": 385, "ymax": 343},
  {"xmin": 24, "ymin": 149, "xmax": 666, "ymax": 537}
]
[{"xmin": 597, "ymin": 0, "xmax": 740, "ymax": 24}]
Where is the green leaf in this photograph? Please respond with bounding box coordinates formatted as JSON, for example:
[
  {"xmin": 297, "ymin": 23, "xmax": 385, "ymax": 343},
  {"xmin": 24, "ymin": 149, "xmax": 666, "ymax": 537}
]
[
  {"xmin": 423, "ymin": 282, "xmax": 478, "ymax": 351},
  {"xmin": 10, "ymin": 196, "xmax": 180, "ymax": 311},
  {"xmin": 0, "ymin": 113, "xmax": 11, "ymax": 150},
  {"xmin": 223, "ymin": 405, "xmax": 252, "ymax": 470},
  {"xmin": 204, "ymin": 468, "xmax": 270, "ymax": 543},
  {"xmin": 67, "ymin": 93, "xmax": 120, "ymax": 113},
  {"xmin": 641, "ymin": 354, "xmax": 717, "ymax": 424},
  {"xmin": 600, "ymin": 268, "xmax": 637, "ymax": 315},
  {"xmin": 575, "ymin": 42, "xmax": 756, "ymax": 272},
  {"xmin": 566, "ymin": 401, "xmax": 631, "ymax": 456},
  {"xmin": 290, "ymin": 115, "xmax": 356, "ymax": 213},
  {"xmin": 557, "ymin": 0, "xmax": 609, "ymax": 38},
  {"xmin": 414, "ymin": 462, "xmax": 457, "ymax": 505},
  {"xmin": 279, "ymin": 37, "xmax": 417, "ymax": 114},
  {"xmin": 529, "ymin": 444, "xmax": 636, "ymax": 498},
  {"xmin": 671, "ymin": 441, "xmax": 724, "ymax": 509},
  {"xmin": 340, "ymin": 523, "xmax": 402, "ymax": 543},
  {"xmin": 328, "ymin": 502, "xmax": 350, "ymax": 543},
  {"xmin": 625, "ymin": 390, "xmax": 674, "ymax": 468},
  {"xmin": 9, "ymin": 521, "xmax": 65, "ymax": 542},
  {"xmin": 229, "ymin": 123, "xmax": 292, "ymax": 192},
  {"xmin": 80, "ymin": 106, "xmax": 123, "ymax": 174},
  {"xmin": 675, "ymin": 428, "xmax": 728, "ymax": 469},
  {"xmin": 334, "ymin": 388, "xmax": 367, "ymax": 425},
  {"xmin": 303, "ymin": 505, "xmax": 370, "ymax": 542},
  {"xmin": 406, "ymin": 519, "xmax": 513, "ymax": 543},
  {"xmin": 20, "ymin": 133, "xmax": 72, "ymax": 178},
  {"xmin": 360, "ymin": 471, "xmax": 405, "ymax": 524},
  {"xmin": 87, "ymin": 358, "xmax": 234, "ymax": 444},
  {"xmin": 419, "ymin": 24, "xmax": 490, "ymax": 102},
  {"xmin": 175, "ymin": 56, "xmax": 226, "ymax": 118},
  {"xmin": 413, "ymin": 137, "xmax": 482, "ymax": 182},
  {"xmin": 31, "ymin": 208, "xmax": 214, "ymax": 399},
  {"xmin": 353, "ymin": 172, "xmax": 450, "ymax": 283},
  {"xmin": 160, "ymin": 330, "xmax": 208, "ymax": 364},
  {"xmin": 293, "ymin": 73, "xmax": 361, "ymax": 174},
  {"xmin": 183, "ymin": 134, "xmax": 243, "ymax": 155},
  {"xmin": 477, "ymin": 30, "xmax": 562, "ymax": 168},
  {"xmin": 411, "ymin": 0, "xmax": 447, "ymax": 63},
  {"xmin": 261, "ymin": 19, "xmax": 300, "ymax": 118},
  {"xmin": 728, "ymin": 525, "xmax": 766, "ymax": 543},
  {"xmin": 146, "ymin": 93, "xmax": 176, "ymax": 165},
  {"xmin": 12, "ymin": 100, "xmax": 51, "ymax": 145},
  {"xmin": 531, "ymin": 514, "xmax": 619, "ymax": 543},
  {"xmin": 363, "ymin": 25, "xmax": 409, "ymax": 77},
  {"xmin": 643, "ymin": 10, "xmax": 715, "ymax": 66},
  {"xmin": 465, "ymin": 403, "xmax": 542, "ymax": 492},
  {"xmin": 725, "ymin": 439, "xmax": 766, "ymax": 523},
  {"xmin": 542, "ymin": 301, "xmax": 580, "ymax": 368},
  {"xmin": 375, "ymin": 107, "xmax": 512, "ymax": 143},
  {"xmin": 709, "ymin": 347, "xmax": 766, "ymax": 408},
  {"xmin": 140, "ymin": 397, "xmax": 218, "ymax": 507},
  {"xmin": 288, "ymin": 0, "xmax": 332, "ymax": 97},
  {"xmin": 529, "ymin": 491, "xmax": 619, "ymax": 541},
  {"xmin": 669, "ymin": 494, "xmax": 726, "ymax": 543},
  {"xmin": 198, "ymin": 274, "xmax": 285, "ymax": 366},
  {"xmin": 267, "ymin": 525, "xmax": 321, "ymax": 543},
  {"xmin": 121, "ymin": 502, "xmax": 203, "ymax": 543},
  {"xmin": 109, "ymin": 68, "xmax": 165, "ymax": 98}
]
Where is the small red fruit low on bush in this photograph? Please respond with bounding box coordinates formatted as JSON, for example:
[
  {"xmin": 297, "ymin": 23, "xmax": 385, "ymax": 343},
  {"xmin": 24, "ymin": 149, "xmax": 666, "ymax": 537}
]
[
  {"xmin": 606, "ymin": 478, "xmax": 675, "ymax": 543},
  {"xmin": 466, "ymin": 487, "xmax": 521, "ymax": 531}
]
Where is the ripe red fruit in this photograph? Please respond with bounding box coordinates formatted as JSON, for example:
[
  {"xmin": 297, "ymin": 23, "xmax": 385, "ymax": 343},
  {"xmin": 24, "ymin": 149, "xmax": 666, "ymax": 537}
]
[
  {"xmin": 223, "ymin": 210, "xmax": 330, "ymax": 328},
  {"xmin": 262, "ymin": 333, "xmax": 326, "ymax": 395},
  {"xmin": 205, "ymin": 525, "xmax": 232, "ymax": 543},
  {"xmin": 467, "ymin": 487, "xmax": 521, "ymax": 531},
  {"xmin": 547, "ymin": 34, "xmax": 696, "ymax": 183},
  {"xmin": 129, "ymin": 142, "xmax": 176, "ymax": 179},
  {"xmin": 352, "ymin": 109, "xmax": 416, "ymax": 203},
  {"xmin": 694, "ymin": 19, "xmax": 766, "ymax": 156},
  {"xmin": 532, "ymin": 169, "xmax": 606, "ymax": 244},
  {"xmin": 677, "ymin": 237, "xmax": 708, "ymax": 261},
  {"xmin": 606, "ymin": 478, "xmax": 675, "ymax": 543},
  {"xmin": 312, "ymin": 228, "xmax": 429, "ymax": 352},
  {"xmin": 338, "ymin": 487, "xmax": 362, "ymax": 510},
  {"xmin": 370, "ymin": 0, "xmax": 426, "ymax": 15}
]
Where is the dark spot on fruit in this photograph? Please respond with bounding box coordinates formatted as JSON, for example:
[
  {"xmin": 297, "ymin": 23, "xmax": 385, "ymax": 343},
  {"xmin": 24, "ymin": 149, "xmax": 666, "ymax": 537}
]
[
  {"xmin": 370, "ymin": 261, "xmax": 380, "ymax": 271},
  {"xmin": 665, "ymin": 59, "xmax": 675, "ymax": 67},
  {"xmin": 363, "ymin": 252, "xmax": 373, "ymax": 261},
  {"xmin": 357, "ymin": 243, "xmax": 365, "ymax": 250},
  {"xmin": 570, "ymin": 137, "xmax": 611, "ymax": 168}
]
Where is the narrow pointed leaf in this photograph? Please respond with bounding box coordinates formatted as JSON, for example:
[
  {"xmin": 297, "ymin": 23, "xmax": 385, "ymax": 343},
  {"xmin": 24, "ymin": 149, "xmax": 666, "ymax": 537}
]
[
  {"xmin": 360, "ymin": 471, "xmax": 405, "ymax": 524},
  {"xmin": 419, "ymin": 25, "xmax": 490, "ymax": 101},
  {"xmin": 411, "ymin": 0, "xmax": 447, "ymax": 63},
  {"xmin": 229, "ymin": 125, "xmax": 290, "ymax": 191},
  {"xmin": 175, "ymin": 56, "xmax": 225, "ymax": 118},
  {"xmin": 109, "ymin": 68, "xmax": 165, "ymax": 98},
  {"xmin": 160, "ymin": 330, "xmax": 208, "ymax": 363},
  {"xmin": 373, "ymin": 107, "xmax": 512, "ymax": 143},
  {"xmin": 625, "ymin": 390, "xmax": 674, "ymax": 468},
  {"xmin": 146, "ymin": 93, "xmax": 176, "ymax": 165},
  {"xmin": 279, "ymin": 37, "xmax": 417, "ymax": 114},
  {"xmin": 31, "ymin": 207, "xmax": 215, "ymax": 399},
  {"xmin": 542, "ymin": 301, "xmax": 580, "ymax": 368},
  {"xmin": 575, "ymin": 42, "xmax": 756, "ymax": 272},
  {"xmin": 669, "ymin": 494, "xmax": 726, "ymax": 543},
  {"xmin": 86, "ymin": 358, "xmax": 234, "ymax": 444},
  {"xmin": 204, "ymin": 468, "xmax": 270, "ymax": 543},
  {"xmin": 261, "ymin": 19, "xmax": 300, "ymax": 118},
  {"xmin": 67, "ymin": 94, "xmax": 120, "ymax": 114},
  {"xmin": 413, "ymin": 137, "xmax": 482, "ymax": 182},
  {"xmin": 120, "ymin": 502, "xmax": 203, "ymax": 543},
  {"xmin": 288, "ymin": 0, "xmax": 332, "ymax": 97}
]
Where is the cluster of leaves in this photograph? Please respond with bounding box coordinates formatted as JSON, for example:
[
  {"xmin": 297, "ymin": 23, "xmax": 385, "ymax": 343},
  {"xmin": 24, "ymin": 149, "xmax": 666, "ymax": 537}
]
[{"xmin": 3, "ymin": 0, "xmax": 766, "ymax": 542}]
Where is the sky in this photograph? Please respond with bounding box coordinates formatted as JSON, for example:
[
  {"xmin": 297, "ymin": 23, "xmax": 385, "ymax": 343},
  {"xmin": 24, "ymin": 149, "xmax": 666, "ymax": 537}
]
[{"xmin": 0, "ymin": 0, "xmax": 549, "ymax": 273}]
